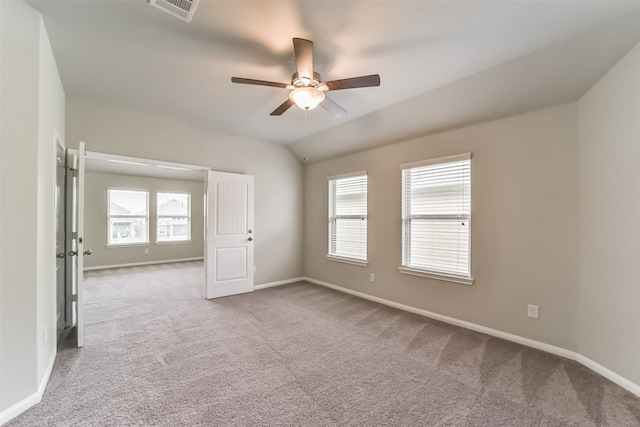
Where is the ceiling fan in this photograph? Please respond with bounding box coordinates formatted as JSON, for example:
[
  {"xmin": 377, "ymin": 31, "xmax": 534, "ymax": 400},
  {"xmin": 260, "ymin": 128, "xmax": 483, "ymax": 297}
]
[{"xmin": 231, "ymin": 38, "xmax": 380, "ymax": 118}]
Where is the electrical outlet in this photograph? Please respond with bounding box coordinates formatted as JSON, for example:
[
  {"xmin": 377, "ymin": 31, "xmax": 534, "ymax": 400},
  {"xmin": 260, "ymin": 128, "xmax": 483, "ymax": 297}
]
[
  {"xmin": 369, "ymin": 273, "xmax": 375, "ymax": 282},
  {"xmin": 144, "ymin": 248, "xmax": 149, "ymax": 254},
  {"xmin": 527, "ymin": 304, "xmax": 539, "ymax": 319}
]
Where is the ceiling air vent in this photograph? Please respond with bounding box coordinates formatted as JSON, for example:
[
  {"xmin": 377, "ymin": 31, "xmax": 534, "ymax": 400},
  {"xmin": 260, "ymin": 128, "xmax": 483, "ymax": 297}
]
[{"xmin": 149, "ymin": 0, "xmax": 200, "ymax": 23}]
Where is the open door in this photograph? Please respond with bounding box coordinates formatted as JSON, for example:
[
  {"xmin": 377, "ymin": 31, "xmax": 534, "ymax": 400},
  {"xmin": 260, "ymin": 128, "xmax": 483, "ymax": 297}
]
[
  {"xmin": 56, "ymin": 139, "xmax": 72, "ymax": 337},
  {"xmin": 67, "ymin": 141, "xmax": 89, "ymax": 347},
  {"xmin": 205, "ymin": 171, "xmax": 254, "ymax": 299}
]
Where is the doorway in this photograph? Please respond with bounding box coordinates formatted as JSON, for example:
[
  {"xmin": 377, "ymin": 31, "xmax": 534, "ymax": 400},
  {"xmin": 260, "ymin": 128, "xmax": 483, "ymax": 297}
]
[
  {"xmin": 56, "ymin": 148, "xmax": 257, "ymax": 348},
  {"xmin": 55, "ymin": 138, "xmax": 72, "ymax": 337}
]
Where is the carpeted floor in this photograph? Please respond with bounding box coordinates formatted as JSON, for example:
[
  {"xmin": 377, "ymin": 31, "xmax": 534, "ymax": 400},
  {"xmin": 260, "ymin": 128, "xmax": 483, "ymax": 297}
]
[{"xmin": 8, "ymin": 261, "xmax": 640, "ymax": 426}]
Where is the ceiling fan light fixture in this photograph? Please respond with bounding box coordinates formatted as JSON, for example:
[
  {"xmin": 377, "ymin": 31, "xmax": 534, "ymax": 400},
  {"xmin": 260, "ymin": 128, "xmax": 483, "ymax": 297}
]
[
  {"xmin": 289, "ymin": 87, "xmax": 325, "ymax": 111},
  {"xmin": 231, "ymin": 38, "xmax": 380, "ymax": 117}
]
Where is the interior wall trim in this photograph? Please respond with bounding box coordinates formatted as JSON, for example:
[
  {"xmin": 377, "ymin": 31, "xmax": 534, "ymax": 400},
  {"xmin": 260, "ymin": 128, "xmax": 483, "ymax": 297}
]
[
  {"xmin": 5, "ymin": 276, "xmax": 636, "ymax": 426},
  {"xmin": 0, "ymin": 349, "xmax": 56, "ymax": 426},
  {"xmin": 83, "ymin": 257, "xmax": 204, "ymax": 271},
  {"xmin": 303, "ymin": 276, "xmax": 640, "ymax": 398},
  {"xmin": 254, "ymin": 277, "xmax": 305, "ymax": 290}
]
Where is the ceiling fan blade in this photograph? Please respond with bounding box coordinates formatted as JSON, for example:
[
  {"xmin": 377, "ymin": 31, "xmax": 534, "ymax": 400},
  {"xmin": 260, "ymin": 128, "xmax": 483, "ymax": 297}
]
[
  {"xmin": 231, "ymin": 77, "xmax": 289, "ymax": 89},
  {"xmin": 270, "ymin": 99, "xmax": 295, "ymax": 116},
  {"xmin": 293, "ymin": 38, "xmax": 314, "ymax": 83},
  {"xmin": 323, "ymin": 74, "xmax": 381, "ymax": 91},
  {"xmin": 320, "ymin": 96, "xmax": 347, "ymax": 119}
]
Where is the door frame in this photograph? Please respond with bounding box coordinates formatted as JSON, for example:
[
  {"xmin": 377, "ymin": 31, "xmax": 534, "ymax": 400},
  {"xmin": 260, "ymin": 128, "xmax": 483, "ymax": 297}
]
[
  {"xmin": 68, "ymin": 150, "xmax": 259, "ymax": 329},
  {"xmin": 70, "ymin": 149, "xmax": 213, "ymax": 345},
  {"xmin": 55, "ymin": 133, "xmax": 71, "ymax": 338},
  {"xmin": 85, "ymin": 151, "xmax": 212, "ymax": 175},
  {"xmin": 66, "ymin": 142, "xmax": 87, "ymax": 347}
]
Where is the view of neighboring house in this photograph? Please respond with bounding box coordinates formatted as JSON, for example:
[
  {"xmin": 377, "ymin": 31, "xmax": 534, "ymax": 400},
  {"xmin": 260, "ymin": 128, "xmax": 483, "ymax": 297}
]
[
  {"xmin": 157, "ymin": 195, "xmax": 190, "ymax": 242},
  {"xmin": 2, "ymin": 0, "xmax": 640, "ymax": 424},
  {"xmin": 108, "ymin": 190, "xmax": 149, "ymax": 245}
]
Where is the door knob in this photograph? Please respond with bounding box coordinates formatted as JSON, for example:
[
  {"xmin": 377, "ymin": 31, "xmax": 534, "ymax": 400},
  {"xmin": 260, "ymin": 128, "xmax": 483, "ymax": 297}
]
[
  {"xmin": 248, "ymin": 237, "xmax": 253, "ymax": 241},
  {"xmin": 56, "ymin": 252, "xmax": 65, "ymax": 259},
  {"xmin": 83, "ymin": 249, "xmax": 93, "ymax": 256},
  {"xmin": 68, "ymin": 250, "xmax": 77, "ymax": 257}
]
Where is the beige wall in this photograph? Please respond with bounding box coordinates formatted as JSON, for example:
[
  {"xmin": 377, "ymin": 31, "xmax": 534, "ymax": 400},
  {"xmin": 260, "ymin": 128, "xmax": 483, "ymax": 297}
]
[
  {"xmin": 578, "ymin": 42, "xmax": 640, "ymax": 385},
  {"xmin": 66, "ymin": 97, "xmax": 304, "ymax": 285},
  {"xmin": 1, "ymin": 2, "xmax": 637, "ymax": 418},
  {"xmin": 0, "ymin": 1, "xmax": 65, "ymax": 413},
  {"xmin": 0, "ymin": 1, "xmax": 40, "ymax": 411},
  {"xmin": 304, "ymin": 104, "xmax": 580, "ymax": 351},
  {"xmin": 84, "ymin": 172, "xmax": 205, "ymax": 268}
]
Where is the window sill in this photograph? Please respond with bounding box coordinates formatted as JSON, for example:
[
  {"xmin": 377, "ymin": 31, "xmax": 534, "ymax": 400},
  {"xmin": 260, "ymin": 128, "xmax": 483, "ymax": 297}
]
[
  {"xmin": 398, "ymin": 267, "xmax": 474, "ymax": 285},
  {"xmin": 156, "ymin": 240, "xmax": 192, "ymax": 246},
  {"xmin": 327, "ymin": 255, "xmax": 368, "ymax": 267},
  {"xmin": 106, "ymin": 243, "xmax": 150, "ymax": 249}
]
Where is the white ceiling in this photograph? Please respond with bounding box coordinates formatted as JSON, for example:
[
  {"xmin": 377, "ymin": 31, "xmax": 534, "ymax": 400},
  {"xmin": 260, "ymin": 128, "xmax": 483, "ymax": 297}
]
[{"xmin": 29, "ymin": 0, "xmax": 640, "ymax": 163}]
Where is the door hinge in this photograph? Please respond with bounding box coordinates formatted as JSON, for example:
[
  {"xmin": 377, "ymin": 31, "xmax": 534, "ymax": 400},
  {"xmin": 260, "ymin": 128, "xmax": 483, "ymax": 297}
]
[{"xmin": 71, "ymin": 294, "xmax": 78, "ymax": 302}]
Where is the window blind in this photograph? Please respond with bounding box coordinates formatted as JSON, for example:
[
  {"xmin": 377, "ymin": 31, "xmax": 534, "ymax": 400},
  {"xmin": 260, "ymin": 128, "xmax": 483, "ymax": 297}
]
[
  {"xmin": 328, "ymin": 173, "xmax": 367, "ymax": 261},
  {"xmin": 401, "ymin": 154, "xmax": 471, "ymax": 278},
  {"xmin": 108, "ymin": 189, "xmax": 149, "ymax": 245}
]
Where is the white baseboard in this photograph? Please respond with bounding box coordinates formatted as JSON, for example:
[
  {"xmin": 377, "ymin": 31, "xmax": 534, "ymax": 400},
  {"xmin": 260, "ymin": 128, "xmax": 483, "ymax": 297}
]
[
  {"xmin": 0, "ymin": 349, "xmax": 56, "ymax": 425},
  {"xmin": 3, "ymin": 276, "xmax": 636, "ymax": 427},
  {"xmin": 84, "ymin": 257, "xmax": 204, "ymax": 271},
  {"xmin": 303, "ymin": 276, "xmax": 640, "ymax": 398},
  {"xmin": 575, "ymin": 353, "xmax": 640, "ymax": 397},
  {"xmin": 255, "ymin": 277, "xmax": 305, "ymax": 290}
]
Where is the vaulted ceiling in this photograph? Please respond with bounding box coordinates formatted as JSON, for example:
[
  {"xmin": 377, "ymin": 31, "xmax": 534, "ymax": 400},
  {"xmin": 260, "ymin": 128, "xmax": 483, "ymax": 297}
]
[{"xmin": 29, "ymin": 0, "xmax": 640, "ymax": 162}]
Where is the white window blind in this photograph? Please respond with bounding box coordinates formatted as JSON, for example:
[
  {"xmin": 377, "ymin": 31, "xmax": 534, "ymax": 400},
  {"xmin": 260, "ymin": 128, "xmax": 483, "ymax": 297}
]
[
  {"xmin": 108, "ymin": 189, "xmax": 149, "ymax": 245},
  {"xmin": 157, "ymin": 192, "xmax": 191, "ymax": 243},
  {"xmin": 328, "ymin": 172, "xmax": 367, "ymax": 262},
  {"xmin": 401, "ymin": 154, "xmax": 471, "ymax": 279}
]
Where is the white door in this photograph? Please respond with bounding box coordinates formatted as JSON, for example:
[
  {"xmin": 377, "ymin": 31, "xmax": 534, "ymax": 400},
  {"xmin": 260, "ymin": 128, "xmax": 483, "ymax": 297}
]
[
  {"xmin": 205, "ymin": 171, "xmax": 254, "ymax": 299},
  {"xmin": 67, "ymin": 141, "xmax": 88, "ymax": 347},
  {"xmin": 56, "ymin": 140, "xmax": 70, "ymax": 336}
]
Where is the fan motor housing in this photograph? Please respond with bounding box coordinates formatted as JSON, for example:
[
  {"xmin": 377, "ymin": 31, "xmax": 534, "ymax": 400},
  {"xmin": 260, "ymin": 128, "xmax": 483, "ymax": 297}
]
[{"xmin": 291, "ymin": 72, "xmax": 322, "ymax": 87}]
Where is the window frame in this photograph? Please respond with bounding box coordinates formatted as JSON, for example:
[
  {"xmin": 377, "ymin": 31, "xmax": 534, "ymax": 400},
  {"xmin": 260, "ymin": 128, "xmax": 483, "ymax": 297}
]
[
  {"xmin": 399, "ymin": 153, "xmax": 473, "ymax": 285},
  {"xmin": 107, "ymin": 188, "xmax": 150, "ymax": 247},
  {"xmin": 327, "ymin": 170, "xmax": 368, "ymax": 266},
  {"xmin": 156, "ymin": 191, "xmax": 192, "ymax": 244}
]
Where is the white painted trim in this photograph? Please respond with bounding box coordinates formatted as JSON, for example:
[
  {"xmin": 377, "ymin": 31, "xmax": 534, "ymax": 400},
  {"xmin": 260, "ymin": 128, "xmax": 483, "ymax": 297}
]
[
  {"xmin": 575, "ymin": 353, "xmax": 640, "ymax": 397},
  {"xmin": 303, "ymin": 276, "xmax": 640, "ymax": 398},
  {"xmin": 83, "ymin": 257, "xmax": 204, "ymax": 271},
  {"xmin": 155, "ymin": 240, "xmax": 193, "ymax": 246},
  {"xmin": 399, "ymin": 267, "xmax": 473, "ymax": 285},
  {"xmin": 327, "ymin": 170, "xmax": 367, "ymax": 181},
  {"xmin": 0, "ymin": 349, "xmax": 56, "ymax": 425},
  {"xmin": 400, "ymin": 152, "xmax": 471, "ymax": 170},
  {"xmin": 86, "ymin": 151, "xmax": 211, "ymax": 172},
  {"xmin": 52, "ymin": 131, "xmax": 64, "ymax": 365},
  {"xmin": 254, "ymin": 277, "xmax": 305, "ymax": 290},
  {"xmin": 327, "ymin": 255, "xmax": 368, "ymax": 267}
]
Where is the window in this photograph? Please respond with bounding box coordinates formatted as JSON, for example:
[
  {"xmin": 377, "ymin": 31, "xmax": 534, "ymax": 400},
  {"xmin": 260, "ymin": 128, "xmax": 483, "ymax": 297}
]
[
  {"xmin": 108, "ymin": 189, "xmax": 149, "ymax": 245},
  {"xmin": 328, "ymin": 172, "xmax": 368, "ymax": 264},
  {"xmin": 157, "ymin": 192, "xmax": 191, "ymax": 243},
  {"xmin": 401, "ymin": 153, "xmax": 472, "ymax": 284}
]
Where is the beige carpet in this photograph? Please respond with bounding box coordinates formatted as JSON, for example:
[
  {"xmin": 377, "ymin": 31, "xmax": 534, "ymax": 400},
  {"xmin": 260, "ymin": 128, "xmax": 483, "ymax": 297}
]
[{"xmin": 8, "ymin": 261, "xmax": 640, "ymax": 426}]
